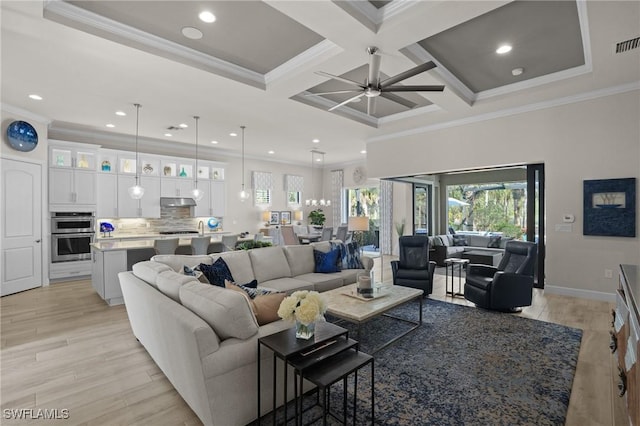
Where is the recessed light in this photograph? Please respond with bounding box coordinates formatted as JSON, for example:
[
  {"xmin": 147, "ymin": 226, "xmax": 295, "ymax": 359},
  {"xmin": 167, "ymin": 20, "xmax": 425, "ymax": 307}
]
[
  {"xmin": 199, "ymin": 11, "xmax": 216, "ymax": 23},
  {"xmin": 165, "ymin": 133, "xmax": 173, "ymax": 137},
  {"xmin": 115, "ymin": 111, "xmax": 126, "ymax": 116},
  {"xmin": 360, "ymin": 150, "xmax": 367, "ymax": 154},
  {"xmin": 268, "ymin": 150, "xmax": 275, "ymax": 155},
  {"xmin": 179, "ymin": 123, "xmax": 188, "ymax": 128},
  {"xmin": 229, "ymin": 132, "xmax": 237, "ymax": 137},
  {"xmin": 312, "ymin": 139, "xmax": 320, "ymax": 143},
  {"xmin": 211, "ymin": 140, "xmax": 218, "ymax": 144},
  {"xmin": 512, "ymin": 67, "xmax": 524, "ymax": 76},
  {"xmin": 315, "ymin": 158, "xmax": 322, "ymax": 162},
  {"xmin": 182, "ymin": 26, "xmax": 203, "ymax": 40},
  {"xmin": 28, "ymin": 94, "xmax": 43, "ymax": 100},
  {"xmin": 496, "ymin": 44, "xmax": 512, "ymax": 54},
  {"xmin": 106, "ymin": 124, "xmax": 115, "ymax": 128}
]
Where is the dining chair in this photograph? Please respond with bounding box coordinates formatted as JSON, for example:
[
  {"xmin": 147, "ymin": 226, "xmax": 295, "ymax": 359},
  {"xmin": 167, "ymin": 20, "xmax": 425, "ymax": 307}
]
[
  {"xmin": 280, "ymin": 226, "xmax": 300, "ymax": 245},
  {"xmin": 320, "ymin": 227, "xmax": 333, "ymax": 241},
  {"xmin": 154, "ymin": 238, "xmax": 179, "ymax": 255},
  {"xmin": 335, "ymin": 225, "xmax": 348, "ymax": 242},
  {"xmin": 221, "ymin": 235, "xmax": 238, "ymax": 252},
  {"xmin": 190, "ymin": 236, "xmax": 211, "ymax": 255}
]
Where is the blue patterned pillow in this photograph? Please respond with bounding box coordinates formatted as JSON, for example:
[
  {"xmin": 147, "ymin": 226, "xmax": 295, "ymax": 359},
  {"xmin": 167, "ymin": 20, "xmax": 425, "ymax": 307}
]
[
  {"xmin": 314, "ymin": 248, "xmax": 341, "ymax": 273},
  {"xmin": 330, "ymin": 241, "xmax": 344, "ymax": 269},
  {"xmin": 342, "ymin": 241, "xmax": 364, "ymax": 269},
  {"xmin": 198, "ymin": 258, "xmax": 234, "ymax": 287},
  {"xmin": 240, "ymin": 284, "xmax": 276, "ymax": 299},
  {"xmin": 452, "ymin": 235, "xmax": 468, "ymax": 246}
]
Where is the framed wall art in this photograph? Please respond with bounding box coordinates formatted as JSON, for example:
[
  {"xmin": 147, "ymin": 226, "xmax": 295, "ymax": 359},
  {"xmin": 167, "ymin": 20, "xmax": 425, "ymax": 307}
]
[
  {"xmin": 583, "ymin": 177, "xmax": 636, "ymax": 237},
  {"xmin": 280, "ymin": 211, "xmax": 291, "ymax": 225},
  {"xmin": 270, "ymin": 211, "xmax": 281, "ymax": 225}
]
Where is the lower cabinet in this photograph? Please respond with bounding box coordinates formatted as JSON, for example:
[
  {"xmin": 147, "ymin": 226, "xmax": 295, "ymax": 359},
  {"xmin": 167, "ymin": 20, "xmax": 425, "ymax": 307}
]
[{"xmin": 92, "ymin": 249, "xmax": 126, "ymax": 306}]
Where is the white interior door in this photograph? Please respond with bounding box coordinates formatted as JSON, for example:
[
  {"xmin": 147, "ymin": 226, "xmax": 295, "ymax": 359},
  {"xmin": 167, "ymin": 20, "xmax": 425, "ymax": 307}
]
[{"xmin": 1, "ymin": 158, "xmax": 43, "ymax": 296}]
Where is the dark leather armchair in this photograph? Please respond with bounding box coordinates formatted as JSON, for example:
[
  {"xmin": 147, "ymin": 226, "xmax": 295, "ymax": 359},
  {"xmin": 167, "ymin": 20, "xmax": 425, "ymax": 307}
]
[
  {"xmin": 391, "ymin": 235, "xmax": 436, "ymax": 296},
  {"xmin": 464, "ymin": 240, "xmax": 537, "ymax": 312}
]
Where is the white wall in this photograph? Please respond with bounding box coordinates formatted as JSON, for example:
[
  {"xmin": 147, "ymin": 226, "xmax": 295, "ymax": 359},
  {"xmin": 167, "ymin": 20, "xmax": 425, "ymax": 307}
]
[{"xmin": 368, "ymin": 90, "xmax": 640, "ymax": 299}]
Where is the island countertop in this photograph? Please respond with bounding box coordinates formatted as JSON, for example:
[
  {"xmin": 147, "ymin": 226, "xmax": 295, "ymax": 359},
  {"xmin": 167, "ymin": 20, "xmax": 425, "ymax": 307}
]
[{"xmin": 92, "ymin": 234, "xmax": 255, "ymax": 252}]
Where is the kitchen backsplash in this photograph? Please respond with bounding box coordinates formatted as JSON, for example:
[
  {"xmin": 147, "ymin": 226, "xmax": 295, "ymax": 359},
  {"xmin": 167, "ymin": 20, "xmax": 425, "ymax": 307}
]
[{"xmin": 97, "ymin": 207, "xmax": 223, "ymax": 236}]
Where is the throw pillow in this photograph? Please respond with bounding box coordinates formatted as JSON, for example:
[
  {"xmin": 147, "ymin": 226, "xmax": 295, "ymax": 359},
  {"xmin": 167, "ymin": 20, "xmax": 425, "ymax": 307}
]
[
  {"xmin": 199, "ymin": 257, "xmax": 234, "ymax": 287},
  {"xmin": 183, "ymin": 265, "xmax": 210, "ymax": 284},
  {"xmin": 487, "ymin": 235, "xmax": 502, "ymax": 248},
  {"xmin": 452, "ymin": 235, "xmax": 468, "ymax": 246},
  {"xmin": 253, "ymin": 293, "xmax": 287, "ymax": 325},
  {"xmin": 342, "ymin": 241, "xmax": 365, "ymax": 269},
  {"xmin": 224, "ymin": 279, "xmax": 265, "ymax": 298},
  {"xmin": 329, "ymin": 241, "xmax": 344, "ymax": 270},
  {"xmin": 314, "ymin": 248, "xmax": 341, "ymax": 273}
]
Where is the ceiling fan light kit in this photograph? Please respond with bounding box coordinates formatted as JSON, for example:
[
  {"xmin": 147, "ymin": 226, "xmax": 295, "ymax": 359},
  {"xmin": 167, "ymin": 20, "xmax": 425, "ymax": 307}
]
[{"xmin": 310, "ymin": 46, "xmax": 445, "ymax": 115}]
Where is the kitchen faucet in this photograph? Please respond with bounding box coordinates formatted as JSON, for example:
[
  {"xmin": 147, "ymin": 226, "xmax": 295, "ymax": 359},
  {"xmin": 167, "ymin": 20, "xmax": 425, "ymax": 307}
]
[{"xmin": 198, "ymin": 220, "xmax": 204, "ymax": 235}]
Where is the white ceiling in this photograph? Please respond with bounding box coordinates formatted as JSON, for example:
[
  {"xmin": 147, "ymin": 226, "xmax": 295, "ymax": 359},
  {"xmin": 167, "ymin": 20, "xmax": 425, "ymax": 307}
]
[{"xmin": 1, "ymin": 1, "xmax": 639, "ymax": 166}]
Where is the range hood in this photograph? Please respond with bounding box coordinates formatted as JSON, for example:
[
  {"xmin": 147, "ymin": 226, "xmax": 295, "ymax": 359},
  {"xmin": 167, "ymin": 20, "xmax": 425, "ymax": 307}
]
[{"xmin": 160, "ymin": 197, "xmax": 197, "ymax": 207}]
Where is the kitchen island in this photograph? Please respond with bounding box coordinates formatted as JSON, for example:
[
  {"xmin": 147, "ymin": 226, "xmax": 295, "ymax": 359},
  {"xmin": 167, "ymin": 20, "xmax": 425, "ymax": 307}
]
[{"xmin": 91, "ymin": 233, "xmax": 255, "ymax": 306}]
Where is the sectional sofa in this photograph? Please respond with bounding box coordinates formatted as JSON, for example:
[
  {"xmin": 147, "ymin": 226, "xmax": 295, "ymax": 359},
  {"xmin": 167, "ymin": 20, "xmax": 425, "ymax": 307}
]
[
  {"xmin": 431, "ymin": 233, "xmax": 511, "ymax": 266},
  {"xmin": 118, "ymin": 242, "xmax": 372, "ymax": 426}
]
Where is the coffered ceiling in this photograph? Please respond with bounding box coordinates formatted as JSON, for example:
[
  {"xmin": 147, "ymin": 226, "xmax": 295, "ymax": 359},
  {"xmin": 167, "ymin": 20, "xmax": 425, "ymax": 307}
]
[{"xmin": 1, "ymin": 1, "xmax": 638, "ymax": 166}]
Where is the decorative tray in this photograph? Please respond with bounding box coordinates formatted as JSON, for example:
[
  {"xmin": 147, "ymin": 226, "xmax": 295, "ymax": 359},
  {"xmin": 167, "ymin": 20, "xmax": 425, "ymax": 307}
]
[{"xmin": 342, "ymin": 288, "xmax": 389, "ymax": 302}]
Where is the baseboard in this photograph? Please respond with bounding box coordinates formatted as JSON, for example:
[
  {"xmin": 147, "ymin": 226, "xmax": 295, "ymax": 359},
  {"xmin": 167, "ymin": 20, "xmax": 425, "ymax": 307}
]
[{"xmin": 544, "ymin": 285, "xmax": 615, "ymax": 303}]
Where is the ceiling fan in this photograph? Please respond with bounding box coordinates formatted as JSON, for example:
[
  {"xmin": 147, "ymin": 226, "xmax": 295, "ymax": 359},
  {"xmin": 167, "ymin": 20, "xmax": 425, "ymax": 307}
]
[{"xmin": 309, "ymin": 46, "xmax": 444, "ymax": 115}]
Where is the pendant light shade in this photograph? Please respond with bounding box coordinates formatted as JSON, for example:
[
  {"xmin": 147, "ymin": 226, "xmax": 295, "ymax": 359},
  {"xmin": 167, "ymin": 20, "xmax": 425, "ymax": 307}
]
[
  {"xmin": 191, "ymin": 115, "xmax": 204, "ymax": 201},
  {"xmin": 128, "ymin": 103, "xmax": 145, "ymax": 199},
  {"xmin": 238, "ymin": 125, "xmax": 251, "ymax": 202}
]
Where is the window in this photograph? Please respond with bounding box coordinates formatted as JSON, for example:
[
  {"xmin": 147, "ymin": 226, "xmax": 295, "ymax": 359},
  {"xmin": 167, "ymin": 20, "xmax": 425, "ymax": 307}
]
[
  {"xmin": 255, "ymin": 189, "xmax": 271, "ymax": 205},
  {"xmin": 345, "ymin": 186, "xmax": 380, "ymax": 250}
]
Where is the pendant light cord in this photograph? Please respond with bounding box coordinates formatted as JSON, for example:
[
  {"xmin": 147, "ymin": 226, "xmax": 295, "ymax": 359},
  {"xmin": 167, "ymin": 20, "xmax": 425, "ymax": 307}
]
[
  {"xmin": 134, "ymin": 103, "xmax": 141, "ymax": 185},
  {"xmin": 194, "ymin": 116, "xmax": 199, "ymax": 186},
  {"xmin": 241, "ymin": 125, "xmax": 246, "ymax": 191}
]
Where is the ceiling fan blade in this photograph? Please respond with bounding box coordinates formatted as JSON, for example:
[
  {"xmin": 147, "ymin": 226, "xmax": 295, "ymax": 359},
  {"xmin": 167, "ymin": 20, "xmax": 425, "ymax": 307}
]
[
  {"xmin": 328, "ymin": 93, "xmax": 365, "ymax": 111},
  {"xmin": 382, "ymin": 85, "xmax": 445, "ymax": 92},
  {"xmin": 380, "ymin": 92, "xmax": 417, "ymax": 109},
  {"xmin": 367, "ymin": 97, "xmax": 377, "ymax": 116},
  {"xmin": 304, "ymin": 90, "xmax": 362, "ymax": 96},
  {"xmin": 315, "ymin": 71, "xmax": 365, "ymax": 89},
  {"xmin": 380, "ymin": 61, "xmax": 437, "ymax": 88},
  {"xmin": 368, "ymin": 53, "xmax": 381, "ymax": 86}
]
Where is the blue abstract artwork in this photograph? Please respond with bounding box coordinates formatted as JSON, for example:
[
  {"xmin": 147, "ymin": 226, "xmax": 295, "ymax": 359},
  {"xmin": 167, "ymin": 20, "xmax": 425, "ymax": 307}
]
[
  {"xmin": 583, "ymin": 178, "xmax": 636, "ymax": 237},
  {"xmin": 6, "ymin": 120, "xmax": 38, "ymax": 152}
]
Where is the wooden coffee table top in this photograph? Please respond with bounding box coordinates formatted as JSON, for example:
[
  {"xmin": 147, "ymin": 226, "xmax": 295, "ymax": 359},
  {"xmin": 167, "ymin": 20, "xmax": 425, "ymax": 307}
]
[{"xmin": 323, "ymin": 283, "xmax": 423, "ymax": 323}]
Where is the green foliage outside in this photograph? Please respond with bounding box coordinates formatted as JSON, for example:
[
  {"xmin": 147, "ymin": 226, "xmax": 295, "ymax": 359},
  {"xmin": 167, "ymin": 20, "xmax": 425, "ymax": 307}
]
[
  {"xmin": 448, "ymin": 184, "xmax": 526, "ymax": 239},
  {"xmin": 235, "ymin": 240, "xmax": 273, "ymax": 250}
]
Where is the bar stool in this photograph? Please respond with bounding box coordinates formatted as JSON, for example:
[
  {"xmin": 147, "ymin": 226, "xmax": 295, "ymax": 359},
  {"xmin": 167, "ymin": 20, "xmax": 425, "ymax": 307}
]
[
  {"xmin": 154, "ymin": 238, "xmax": 179, "ymax": 255},
  {"xmin": 221, "ymin": 235, "xmax": 238, "ymax": 252},
  {"xmin": 190, "ymin": 236, "xmax": 211, "ymax": 255}
]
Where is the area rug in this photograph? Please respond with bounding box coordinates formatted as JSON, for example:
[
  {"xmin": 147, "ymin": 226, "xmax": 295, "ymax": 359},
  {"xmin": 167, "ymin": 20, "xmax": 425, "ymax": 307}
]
[{"xmin": 263, "ymin": 299, "xmax": 583, "ymax": 425}]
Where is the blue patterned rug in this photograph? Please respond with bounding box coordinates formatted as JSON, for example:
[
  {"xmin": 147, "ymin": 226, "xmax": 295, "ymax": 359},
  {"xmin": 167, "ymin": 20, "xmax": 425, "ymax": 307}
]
[{"xmin": 261, "ymin": 298, "xmax": 583, "ymax": 425}]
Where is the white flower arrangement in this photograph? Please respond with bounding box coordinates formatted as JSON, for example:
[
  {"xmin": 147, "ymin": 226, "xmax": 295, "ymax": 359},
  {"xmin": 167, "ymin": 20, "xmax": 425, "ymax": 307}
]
[{"xmin": 277, "ymin": 290, "xmax": 327, "ymax": 326}]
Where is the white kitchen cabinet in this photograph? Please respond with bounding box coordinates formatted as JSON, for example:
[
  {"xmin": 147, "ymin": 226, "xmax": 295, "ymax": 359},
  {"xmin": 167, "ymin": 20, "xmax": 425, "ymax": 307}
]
[
  {"xmin": 49, "ymin": 168, "xmax": 97, "ymax": 206},
  {"xmin": 97, "ymin": 173, "xmax": 118, "ymax": 218},
  {"xmin": 50, "ymin": 142, "xmax": 97, "ymax": 170},
  {"xmin": 211, "ymin": 181, "xmax": 226, "ymax": 217},
  {"xmin": 193, "ymin": 180, "xmax": 211, "ymax": 217},
  {"xmin": 115, "ymin": 175, "xmax": 161, "ymax": 218},
  {"xmin": 92, "ymin": 249, "xmax": 126, "ymax": 305},
  {"xmin": 161, "ymin": 177, "xmax": 194, "ymax": 197}
]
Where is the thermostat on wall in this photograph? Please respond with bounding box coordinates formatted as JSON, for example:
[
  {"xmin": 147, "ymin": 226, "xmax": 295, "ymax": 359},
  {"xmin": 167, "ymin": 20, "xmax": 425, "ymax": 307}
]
[{"xmin": 562, "ymin": 214, "xmax": 575, "ymax": 223}]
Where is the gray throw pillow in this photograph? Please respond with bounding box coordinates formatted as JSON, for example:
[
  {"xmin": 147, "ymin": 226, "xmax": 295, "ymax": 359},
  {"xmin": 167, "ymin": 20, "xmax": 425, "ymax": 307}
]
[{"xmin": 452, "ymin": 235, "xmax": 468, "ymax": 246}]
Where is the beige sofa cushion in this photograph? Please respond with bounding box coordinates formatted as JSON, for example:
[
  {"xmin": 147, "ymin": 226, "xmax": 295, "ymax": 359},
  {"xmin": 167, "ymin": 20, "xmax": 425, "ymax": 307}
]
[
  {"xmin": 132, "ymin": 261, "xmax": 173, "ymax": 289},
  {"xmin": 249, "ymin": 247, "xmax": 292, "ymax": 283},
  {"xmin": 156, "ymin": 270, "xmax": 198, "ymax": 302},
  {"xmin": 152, "ymin": 254, "xmax": 213, "ymax": 272},
  {"xmin": 260, "ymin": 277, "xmax": 314, "ymax": 294},
  {"xmin": 179, "ymin": 282, "xmax": 259, "ymax": 340},
  {"xmin": 294, "ymin": 273, "xmax": 344, "ymax": 292},
  {"xmin": 212, "ymin": 250, "xmax": 255, "ymax": 285},
  {"xmin": 282, "ymin": 245, "xmax": 315, "ymax": 276}
]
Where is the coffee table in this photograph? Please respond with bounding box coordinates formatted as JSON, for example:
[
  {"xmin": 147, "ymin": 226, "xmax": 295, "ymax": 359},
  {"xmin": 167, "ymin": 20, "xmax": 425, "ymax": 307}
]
[
  {"xmin": 321, "ymin": 283, "xmax": 423, "ymax": 354},
  {"xmin": 462, "ymin": 250, "xmax": 503, "ymax": 266}
]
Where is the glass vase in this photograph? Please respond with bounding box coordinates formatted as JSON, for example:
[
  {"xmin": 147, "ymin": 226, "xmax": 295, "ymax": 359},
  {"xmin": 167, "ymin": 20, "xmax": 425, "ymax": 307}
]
[{"xmin": 295, "ymin": 320, "xmax": 315, "ymax": 339}]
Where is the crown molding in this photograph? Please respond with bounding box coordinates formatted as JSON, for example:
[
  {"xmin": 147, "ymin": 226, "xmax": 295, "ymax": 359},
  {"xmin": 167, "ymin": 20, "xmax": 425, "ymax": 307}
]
[
  {"xmin": 1, "ymin": 104, "xmax": 52, "ymax": 124},
  {"xmin": 368, "ymin": 81, "xmax": 640, "ymax": 143},
  {"xmin": 266, "ymin": 40, "xmax": 340, "ymax": 86}
]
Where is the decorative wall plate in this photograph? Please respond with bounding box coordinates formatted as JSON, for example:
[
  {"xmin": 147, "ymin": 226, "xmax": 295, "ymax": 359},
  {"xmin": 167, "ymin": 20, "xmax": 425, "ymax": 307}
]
[{"xmin": 6, "ymin": 120, "xmax": 38, "ymax": 152}]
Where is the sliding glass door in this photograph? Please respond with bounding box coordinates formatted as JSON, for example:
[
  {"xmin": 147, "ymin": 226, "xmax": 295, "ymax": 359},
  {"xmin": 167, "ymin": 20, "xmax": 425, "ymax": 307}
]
[
  {"xmin": 526, "ymin": 164, "xmax": 545, "ymax": 288},
  {"xmin": 413, "ymin": 184, "xmax": 433, "ymax": 235}
]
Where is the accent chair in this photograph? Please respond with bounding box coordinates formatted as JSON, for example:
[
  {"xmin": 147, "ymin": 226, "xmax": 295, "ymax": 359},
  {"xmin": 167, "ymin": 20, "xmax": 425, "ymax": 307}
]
[{"xmin": 390, "ymin": 235, "xmax": 436, "ymax": 296}]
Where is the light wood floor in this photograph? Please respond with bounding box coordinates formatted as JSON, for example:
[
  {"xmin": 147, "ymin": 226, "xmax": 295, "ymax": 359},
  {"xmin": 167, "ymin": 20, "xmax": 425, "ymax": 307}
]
[{"xmin": 0, "ymin": 257, "xmax": 630, "ymax": 425}]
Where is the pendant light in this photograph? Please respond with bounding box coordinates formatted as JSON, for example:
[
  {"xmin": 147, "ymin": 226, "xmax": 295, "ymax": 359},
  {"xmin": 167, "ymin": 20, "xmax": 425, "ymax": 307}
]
[
  {"xmin": 305, "ymin": 150, "xmax": 317, "ymax": 206},
  {"xmin": 191, "ymin": 115, "xmax": 204, "ymax": 201},
  {"xmin": 305, "ymin": 150, "xmax": 330, "ymax": 207},
  {"xmin": 238, "ymin": 125, "xmax": 251, "ymax": 202},
  {"xmin": 318, "ymin": 151, "xmax": 330, "ymax": 207},
  {"xmin": 128, "ymin": 103, "xmax": 144, "ymax": 199}
]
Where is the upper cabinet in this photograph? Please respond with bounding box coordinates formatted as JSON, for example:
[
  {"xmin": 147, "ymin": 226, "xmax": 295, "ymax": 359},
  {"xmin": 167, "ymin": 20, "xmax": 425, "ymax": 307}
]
[{"xmin": 49, "ymin": 141, "xmax": 98, "ymax": 211}]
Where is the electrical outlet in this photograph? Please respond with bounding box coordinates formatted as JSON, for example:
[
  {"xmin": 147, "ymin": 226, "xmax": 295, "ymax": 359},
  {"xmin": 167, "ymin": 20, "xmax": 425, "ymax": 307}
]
[{"xmin": 605, "ymin": 269, "xmax": 613, "ymax": 279}]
